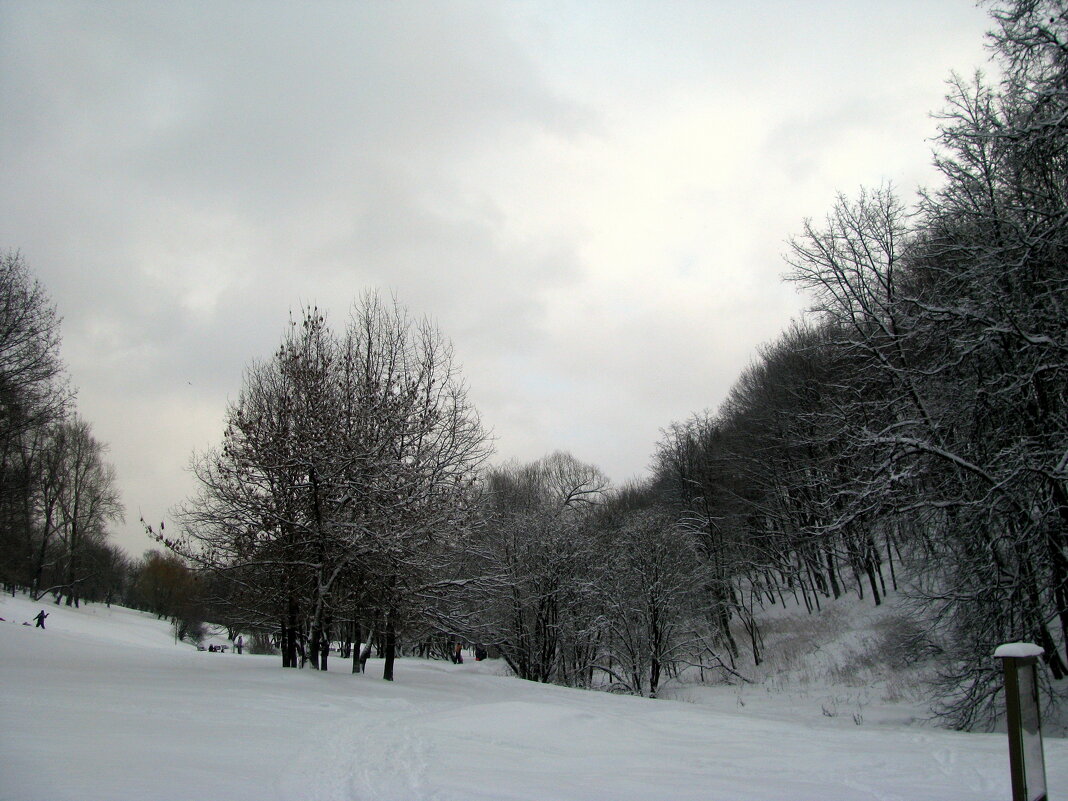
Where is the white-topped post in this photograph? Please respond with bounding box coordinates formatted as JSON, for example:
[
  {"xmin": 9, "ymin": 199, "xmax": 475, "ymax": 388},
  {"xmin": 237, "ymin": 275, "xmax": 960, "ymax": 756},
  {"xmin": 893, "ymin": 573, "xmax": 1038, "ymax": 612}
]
[{"xmin": 994, "ymin": 642, "xmax": 1047, "ymax": 801}]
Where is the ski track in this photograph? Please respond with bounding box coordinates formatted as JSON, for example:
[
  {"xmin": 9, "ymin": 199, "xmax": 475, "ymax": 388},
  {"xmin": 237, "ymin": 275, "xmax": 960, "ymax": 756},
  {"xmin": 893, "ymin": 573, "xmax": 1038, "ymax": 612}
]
[
  {"xmin": 278, "ymin": 697, "xmax": 440, "ymax": 801},
  {"xmin": 265, "ymin": 661, "xmax": 487, "ymax": 800}
]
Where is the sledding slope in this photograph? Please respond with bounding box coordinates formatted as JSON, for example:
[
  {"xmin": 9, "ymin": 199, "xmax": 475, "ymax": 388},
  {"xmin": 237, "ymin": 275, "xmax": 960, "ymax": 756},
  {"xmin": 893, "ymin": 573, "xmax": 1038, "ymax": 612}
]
[{"xmin": 0, "ymin": 595, "xmax": 1063, "ymax": 801}]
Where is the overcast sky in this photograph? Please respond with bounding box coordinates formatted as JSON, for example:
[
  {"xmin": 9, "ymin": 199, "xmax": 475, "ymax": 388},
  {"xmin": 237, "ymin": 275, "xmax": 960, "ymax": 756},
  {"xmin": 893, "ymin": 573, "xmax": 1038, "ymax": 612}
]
[{"xmin": 1, "ymin": 1, "xmax": 993, "ymax": 557}]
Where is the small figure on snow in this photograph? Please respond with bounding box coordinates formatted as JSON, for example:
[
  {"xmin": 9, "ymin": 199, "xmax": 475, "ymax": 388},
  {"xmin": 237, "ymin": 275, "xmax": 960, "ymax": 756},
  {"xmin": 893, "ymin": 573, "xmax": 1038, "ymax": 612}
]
[
  {"xmin": 34, "ymin": 610, "xmax": 48, "ymax": 629},
  {"xmin": 235, "ymin": 635, "xmax": 243, "ymax": 655},
  {"xmin": 358, "ymin": 641, "xmax": 371, "ymax": 673},
  {"xmin": 451, "ymin": 642, "xmax": 464, "ymax": 664},
  {"xmin": 474, "ymin": 644, "xmax": 487, "ymax": 661}
]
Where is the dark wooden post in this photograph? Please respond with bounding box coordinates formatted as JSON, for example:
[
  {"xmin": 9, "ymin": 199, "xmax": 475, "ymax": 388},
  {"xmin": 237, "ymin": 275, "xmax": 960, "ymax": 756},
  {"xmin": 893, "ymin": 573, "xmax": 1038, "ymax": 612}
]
[{"xmin": 995, "ymin": 643, "xmax": 1048, "ymax": 801}]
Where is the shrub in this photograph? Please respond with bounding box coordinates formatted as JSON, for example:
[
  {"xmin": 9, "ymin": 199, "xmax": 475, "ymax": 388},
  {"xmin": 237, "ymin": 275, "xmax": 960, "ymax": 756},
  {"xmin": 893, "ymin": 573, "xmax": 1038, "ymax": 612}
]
[{"xmin": 249, "ymin": 629, "xmax": 277, "ymax": 655}]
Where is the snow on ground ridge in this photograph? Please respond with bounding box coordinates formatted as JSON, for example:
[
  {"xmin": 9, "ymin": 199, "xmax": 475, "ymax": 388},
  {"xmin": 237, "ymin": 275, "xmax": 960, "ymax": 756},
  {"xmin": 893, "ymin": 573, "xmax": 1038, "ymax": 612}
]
[{"xmin": 1, "ymin": 593, "xmax": 1064, "ymax": 801}]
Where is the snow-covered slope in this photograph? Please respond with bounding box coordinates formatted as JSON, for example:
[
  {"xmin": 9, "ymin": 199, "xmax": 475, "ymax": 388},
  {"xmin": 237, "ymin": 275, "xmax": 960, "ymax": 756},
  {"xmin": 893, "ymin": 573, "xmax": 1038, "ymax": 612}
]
[
  {"xmin": 1, "ymin": 594, "xmax": 1063, "ymax": 801},
  {"xmin": 662, "ymin": 590, "xmax": 941, "ymax": 730}
]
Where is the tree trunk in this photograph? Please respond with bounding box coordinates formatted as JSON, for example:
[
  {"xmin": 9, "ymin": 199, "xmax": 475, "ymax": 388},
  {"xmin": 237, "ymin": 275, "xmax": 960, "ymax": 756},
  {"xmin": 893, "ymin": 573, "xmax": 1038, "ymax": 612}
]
[
  {"xmin": 864, "ymin": 557, "xmax": 882, "ymax": 606},
  {"xmin": 352, "ymin": 620, "xmax": 363, "ymax": 673},
  {"xmin": 824, "ymin": 548, "xmax": 841, "ymax": 599},
  {"xmin": 283, "ymin": 596, "xmax": 299, "ymax": 668},
  {"xmin": 320, "ymin": 614, "xmax": 331, "ymax": 671},
  {"xmin": 309, "ymin": 625, "xmax": 321, "ymax": 670},
  {"xmin": 382, "ymin": 612, "xmax": 396, "ymax": 681},
  {"xmin": 885, "ymin": 530, "xmax": 899, "ymax": 592},
  {"xmin": 280, "ymin": 621, "xmax": 294, "ymax": 669}
]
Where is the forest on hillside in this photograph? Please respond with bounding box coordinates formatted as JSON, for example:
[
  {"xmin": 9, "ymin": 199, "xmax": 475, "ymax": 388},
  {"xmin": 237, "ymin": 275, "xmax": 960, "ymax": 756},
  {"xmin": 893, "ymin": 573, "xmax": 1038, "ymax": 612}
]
[
  {"xmin": 0, "ymin": 252, "xmax": 128, "ymax": 609},
  {"xmin": 2, "ymin": 0, "xmax": 1065, "ymax": 732}
]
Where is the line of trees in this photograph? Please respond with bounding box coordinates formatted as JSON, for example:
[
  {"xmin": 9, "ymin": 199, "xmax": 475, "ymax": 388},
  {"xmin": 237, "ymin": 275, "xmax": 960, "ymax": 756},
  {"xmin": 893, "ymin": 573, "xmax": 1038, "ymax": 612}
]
[
  {"xmin": 150, "ymin": 0, "xmax": 1063, "ymax": 731},
  {"xmin": 643, "ymin": 0, "xmax": 1068, "ymax": 728},
  {"xmin": 451, "ymin": 0, "xmax": 1067, "ymax": 726},
  {"xmin": 0, "ymin": 252, "xmax": 126, "ymax": 608},
  {"xmin": 0, "ymin": 254, "xmax": 202, "ymax": 634},
  {"xmin": 157, "ymin": 290, "xmax": 724, "ymax": 698},
  {"xmin": 455, "ymin": 456, "xmax": 722, "ymax": 699}
]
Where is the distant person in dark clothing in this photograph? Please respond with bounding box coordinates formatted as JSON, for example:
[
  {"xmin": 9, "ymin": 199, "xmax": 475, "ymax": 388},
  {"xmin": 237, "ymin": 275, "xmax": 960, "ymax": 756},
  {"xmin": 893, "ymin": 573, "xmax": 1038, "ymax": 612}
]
[
  {"xmin": 34, "ymin": 610, "xmax": 48, "ymax": 629},
  {"xmin": 235, "ymin": 635, "xmax": 243, "ymax": 655},
  {"xmin": 452, "ymin": 642, "xmax": 464, "ymax": 664}
]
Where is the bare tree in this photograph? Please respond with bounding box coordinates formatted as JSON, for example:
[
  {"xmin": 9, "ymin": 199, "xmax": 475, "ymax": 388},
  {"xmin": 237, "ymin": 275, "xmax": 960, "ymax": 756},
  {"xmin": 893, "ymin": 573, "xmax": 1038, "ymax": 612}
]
[
  {"xmin": 0, "ymin": 252, "xmax": 69, "ymax": 444},
  {"xmin": 52, "ymin": 419, "xmax": 123, "ymax": 607},
  {"xmin": 0, "ymin": 252, "xmax": 70, "ymax": 592},
  {"xmin": 595, "ymin": 506, "xmax": 703, "ymax": 697},
  {"xmin": 464, "ymin": 452, "xmax": 607, "ymax": 684},
  {"xmin": 166, "ymin": 293, "xmax": 488, "ymax": 679}
]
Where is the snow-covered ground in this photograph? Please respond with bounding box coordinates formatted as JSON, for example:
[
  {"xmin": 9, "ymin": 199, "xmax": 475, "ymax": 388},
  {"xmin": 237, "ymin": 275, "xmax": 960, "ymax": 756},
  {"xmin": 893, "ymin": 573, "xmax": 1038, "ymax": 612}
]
[
  {"xmin": 661, "ymin": 593, "xmax": 944, "ymax": 731},
  {"xmin": 1, "ymin": 594, "xmax": 1063, "ymax": 801}
]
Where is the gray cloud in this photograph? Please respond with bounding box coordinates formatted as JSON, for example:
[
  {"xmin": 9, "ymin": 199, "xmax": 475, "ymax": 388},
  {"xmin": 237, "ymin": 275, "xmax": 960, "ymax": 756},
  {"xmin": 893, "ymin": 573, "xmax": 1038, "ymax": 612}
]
[{"xmin": 0, "ymin": 1, "xmax": 992, "ymax": 554}]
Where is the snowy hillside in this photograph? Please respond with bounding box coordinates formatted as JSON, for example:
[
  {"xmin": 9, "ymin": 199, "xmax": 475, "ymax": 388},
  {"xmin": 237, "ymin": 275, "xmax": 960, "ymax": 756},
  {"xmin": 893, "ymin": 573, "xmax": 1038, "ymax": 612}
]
[
  {"xmin": 665, "ymin": 586, "xmax": 1068, "ymax": 738},
  {"xmin": 1, "ymin": 594, "xmax": 1064, "ymax": 801},
  {"xmin": 662, "ymin": 590, "xmax": 942, "ymax": 730}
]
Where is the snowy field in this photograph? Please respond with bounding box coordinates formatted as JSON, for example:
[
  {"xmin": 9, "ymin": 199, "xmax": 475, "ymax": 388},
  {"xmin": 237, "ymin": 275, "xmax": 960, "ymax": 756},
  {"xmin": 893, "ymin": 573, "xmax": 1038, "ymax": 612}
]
[{"xmin": 1, "ymin": 595, "xmax": 1064, "ymax": 801}]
